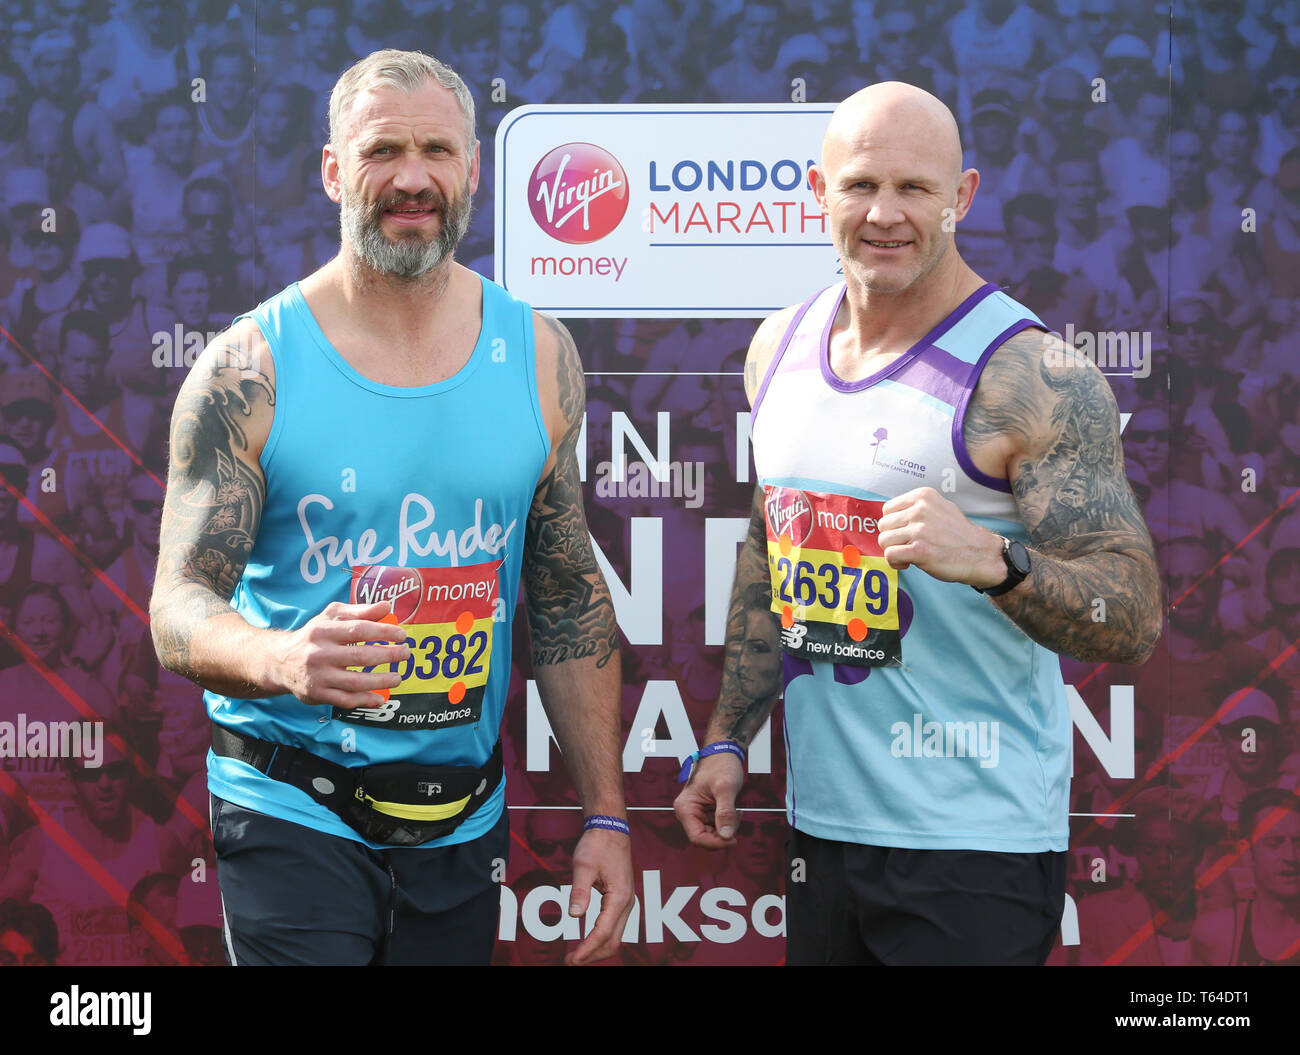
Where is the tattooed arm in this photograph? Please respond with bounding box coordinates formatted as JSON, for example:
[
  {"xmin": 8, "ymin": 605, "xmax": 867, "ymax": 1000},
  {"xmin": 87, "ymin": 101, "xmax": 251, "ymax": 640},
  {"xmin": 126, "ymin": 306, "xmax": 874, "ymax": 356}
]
[
  {"xmin": 524, "ymin": 312, "xmax": 631, "ymax": 965},
  {"xmin": 704, "ymin": 487, "xmax": 782, "ymax": 749},
  {"xmin": 877, "ymin": 328, "xmax": 1161, "ymax": 664},
  {"xmin": 978, "ymin": 330, "xmax": 1161, "ymax": 662},
  {"xmin": 676, "ymin": 309, "xmax": 791, "ymax": 849},
  {"xmin": 150, "ymin": 322, "xmax": 406, "ymax": 704}
]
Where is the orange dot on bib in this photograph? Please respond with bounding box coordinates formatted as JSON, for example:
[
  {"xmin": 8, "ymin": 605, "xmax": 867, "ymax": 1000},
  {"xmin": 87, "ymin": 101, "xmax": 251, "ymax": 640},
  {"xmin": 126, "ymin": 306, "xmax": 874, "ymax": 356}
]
[
  {"xmin": 779, "ymin": 533, "xmax": 793, "ymax": 557},
  {"xmin": 781, "ymin": 605, "xmax": 794, "ymax": 629},
  {"xmin": 448, "ymin": 681, "xmax": 467, "ymax": 704},
  {"xmin": 369, "ymin": 685, "xmax": 392, "ymax": 702},
  {"xmin": 847, "ymin": 618, "xmax": 867, "ymax": 641},
  {"xmin": 455, "ymin": 611, "xmax": 474, "ymax": 635},
  {"xmin": 841, "ymin": 545, "xmax": 861, "ymax": 568}
]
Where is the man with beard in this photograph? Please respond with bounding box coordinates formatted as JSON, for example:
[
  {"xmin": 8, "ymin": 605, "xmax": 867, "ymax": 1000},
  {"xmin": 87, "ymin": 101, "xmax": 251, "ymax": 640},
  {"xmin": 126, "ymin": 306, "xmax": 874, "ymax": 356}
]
[{"xmin": 150, "ymin": 50, "xmax": 632, "ymax": 966}]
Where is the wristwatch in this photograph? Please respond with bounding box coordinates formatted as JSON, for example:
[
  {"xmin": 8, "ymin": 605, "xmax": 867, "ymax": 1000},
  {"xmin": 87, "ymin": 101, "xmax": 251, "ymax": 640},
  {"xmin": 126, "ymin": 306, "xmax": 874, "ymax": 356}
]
[{"xmin": 974, "ymin": 536, "xmax": 1031, "ymax": 597}]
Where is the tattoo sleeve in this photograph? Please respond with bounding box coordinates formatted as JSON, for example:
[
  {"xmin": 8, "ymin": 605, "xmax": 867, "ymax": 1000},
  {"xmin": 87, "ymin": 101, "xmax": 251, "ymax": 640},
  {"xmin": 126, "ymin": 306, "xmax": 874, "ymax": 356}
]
[
  {"xmin": 522, "ymin": 315, "xmax": 619, "ymax": 669},
  {"xmin": 707, "ymin": 484, "xmax": 782, "ymax": 748},
  {"xmin": 701, "ymin": 320, "xmax": 788, "ymax": 746},
  {"xmin": 150, "ymin": 335, "xmax": 274, "ymax": 683},
  {"xmin": 966, "ymin": 330, "xmax": 1162, "ymax": 664}
]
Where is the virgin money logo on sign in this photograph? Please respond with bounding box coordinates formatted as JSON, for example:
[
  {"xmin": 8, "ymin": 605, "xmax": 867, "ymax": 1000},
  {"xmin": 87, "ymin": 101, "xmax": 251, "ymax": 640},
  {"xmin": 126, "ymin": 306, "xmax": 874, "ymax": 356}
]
[
  {"xmin": 497, "ymin": 106, "xmax": 836, "ymax": 315},
  {"xmin": 528, "ymin": 142, "xmax": 628, "ymax": 244}
]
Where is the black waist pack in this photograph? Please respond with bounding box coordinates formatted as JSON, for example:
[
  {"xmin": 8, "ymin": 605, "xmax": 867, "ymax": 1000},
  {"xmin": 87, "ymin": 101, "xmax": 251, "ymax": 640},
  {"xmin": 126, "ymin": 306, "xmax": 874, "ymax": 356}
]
[{"xmin": 211, "ymin": 723, "xmax": 502, "ymax": 847}]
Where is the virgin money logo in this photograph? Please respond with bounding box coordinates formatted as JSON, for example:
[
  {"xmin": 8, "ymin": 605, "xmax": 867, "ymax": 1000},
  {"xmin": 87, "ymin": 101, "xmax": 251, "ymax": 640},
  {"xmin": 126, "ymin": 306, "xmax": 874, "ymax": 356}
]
[
  {"xmin": 528, "ymin": 143, "xmax": 628, "ymax": 244},
  {"xmin": 765, "ymin": 487, "xmax": 813, "ymax": 546},
  {"xmin": 353, "ymin": 565, "xmax": 423, "ymax": 623}
]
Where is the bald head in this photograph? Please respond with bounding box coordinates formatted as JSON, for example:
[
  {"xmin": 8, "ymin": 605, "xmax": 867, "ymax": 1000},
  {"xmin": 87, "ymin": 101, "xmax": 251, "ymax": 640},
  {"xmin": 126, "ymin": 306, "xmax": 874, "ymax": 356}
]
[
  {"xmin": 810, "ymin": 82, "xmax": 979, "ymax": 296},
  {"xmin": 822, "ymin": 82, "xmax": 963, "ymax": 186}
]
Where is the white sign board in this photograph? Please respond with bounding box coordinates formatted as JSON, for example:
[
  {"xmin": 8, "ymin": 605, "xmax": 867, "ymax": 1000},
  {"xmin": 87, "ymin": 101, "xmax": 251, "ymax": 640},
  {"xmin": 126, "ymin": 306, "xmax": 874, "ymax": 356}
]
[{"xmin": 494, "ymin": 104, "xmax": 839, "ymax": 318}]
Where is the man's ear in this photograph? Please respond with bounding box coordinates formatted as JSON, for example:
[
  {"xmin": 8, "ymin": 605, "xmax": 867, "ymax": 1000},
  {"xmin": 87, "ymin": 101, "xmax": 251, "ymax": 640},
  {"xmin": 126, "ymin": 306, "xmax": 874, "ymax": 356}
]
[
  {"xmin": 322, "ymin": 145, "xmax": 343, "ymax": 204},
  {"xmin": 951, "ymin": 167, "xmax": 980, "ymax": 222},
  {"xmin": 467, "ymin": 139, "xmax": 481, "ymax": 197},
  {"xmin": 808, "ymin": 164, "xmax": 828, "ymax": 213}
]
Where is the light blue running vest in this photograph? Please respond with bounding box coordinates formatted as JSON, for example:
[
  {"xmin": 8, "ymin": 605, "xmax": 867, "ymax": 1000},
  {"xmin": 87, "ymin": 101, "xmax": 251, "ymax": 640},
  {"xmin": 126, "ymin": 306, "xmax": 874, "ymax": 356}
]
[
  {"xmin": 752, "ymin": 282, "xmax": 1071, "ymax": 852},
  {"xmin": 205, "ymin": 274, "xmax": 549, "ymax": 848}
]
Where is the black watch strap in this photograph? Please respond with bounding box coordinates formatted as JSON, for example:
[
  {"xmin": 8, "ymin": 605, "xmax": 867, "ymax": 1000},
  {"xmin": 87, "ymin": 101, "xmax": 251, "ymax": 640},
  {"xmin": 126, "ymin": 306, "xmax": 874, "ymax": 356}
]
[{"xmin": 975, "ymin": 536, "xmax": 1031, "ymax": 597}]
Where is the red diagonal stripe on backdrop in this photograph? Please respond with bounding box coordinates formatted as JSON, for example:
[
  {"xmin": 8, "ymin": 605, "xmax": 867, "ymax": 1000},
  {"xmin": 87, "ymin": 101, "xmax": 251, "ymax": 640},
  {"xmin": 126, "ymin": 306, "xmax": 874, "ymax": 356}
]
[
  {"xmin": 1075, "ymin": 487, "xmax": 1300, "ymax": 691},
  {"xmin": 509, "ymin": 827, "xmax": 555, "ymax": 874},
  {"xmin": 1102, "ymin": 800, "xmax": 1300, "ymax": 966},
  {"xmin": 0, "ymin": 322, "xmax": 163, "ymax": 489},
  {"xmin": 0, "ymin": 476, "xmax": 149, "ymax": 627},
  {"xmin": 1276, "ymin": 931, "xmax": 1300, "ymax": 962},
  {"xmin": 0, "ymin": 768, "xmax": 189, "ymax": 964},
  {"xmin": 1073, "ymin": 638, "xmax": 1300, "ymax": 849},
  {"xmin": 0, "ymin": 617, "xmax": 206, "ymax": 834}
]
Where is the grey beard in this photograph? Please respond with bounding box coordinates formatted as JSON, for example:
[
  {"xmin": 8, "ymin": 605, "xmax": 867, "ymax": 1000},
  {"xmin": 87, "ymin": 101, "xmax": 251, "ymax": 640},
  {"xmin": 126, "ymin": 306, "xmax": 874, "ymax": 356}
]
[{"xmin": 340, "ymin": 183, "xmax": 473, "ymax": 279}]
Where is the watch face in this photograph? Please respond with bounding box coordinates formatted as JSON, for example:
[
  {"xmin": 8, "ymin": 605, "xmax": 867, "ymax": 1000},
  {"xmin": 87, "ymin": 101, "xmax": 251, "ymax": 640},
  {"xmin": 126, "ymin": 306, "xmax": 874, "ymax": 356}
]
[{"xmin": 1007, "ymin": 539, "xmax": 1031, "ymax": 577}]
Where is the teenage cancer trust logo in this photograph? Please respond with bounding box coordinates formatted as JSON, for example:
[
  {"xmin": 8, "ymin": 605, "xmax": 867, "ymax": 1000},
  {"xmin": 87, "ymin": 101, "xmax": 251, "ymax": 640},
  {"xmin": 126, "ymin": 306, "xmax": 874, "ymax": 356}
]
[{"xmin": 528, "ymin": 143, "xmax": 629, "ymax": 244}]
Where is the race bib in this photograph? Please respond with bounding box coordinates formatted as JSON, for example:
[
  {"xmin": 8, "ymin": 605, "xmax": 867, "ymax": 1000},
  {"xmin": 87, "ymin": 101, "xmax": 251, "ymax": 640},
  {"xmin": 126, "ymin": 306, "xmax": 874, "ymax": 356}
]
[
  {"xmin": 337, "ymin": 562, "xmax": 501, "ymax": 729},
  {"xmin": 763, "ymin": 486, "xmax": 901, "ymax": 667}
]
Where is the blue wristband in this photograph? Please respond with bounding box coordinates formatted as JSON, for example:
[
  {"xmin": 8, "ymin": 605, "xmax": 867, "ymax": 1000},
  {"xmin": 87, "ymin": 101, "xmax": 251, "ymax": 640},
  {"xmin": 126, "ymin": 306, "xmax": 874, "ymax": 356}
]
[
  {"xmin": 584, "ymin": 814, "xmax": 631, "ymax": 836},
  {"xmin": 677, "ymin": 740, "xmax": 747, "ymax": 783}
]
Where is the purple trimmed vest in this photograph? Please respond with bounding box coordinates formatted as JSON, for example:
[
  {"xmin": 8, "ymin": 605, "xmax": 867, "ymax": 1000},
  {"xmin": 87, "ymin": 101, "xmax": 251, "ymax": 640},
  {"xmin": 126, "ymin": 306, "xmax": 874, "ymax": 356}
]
[{"xmin": 751, "ymin": 281, "xmax": 1072, "ymax": 853}]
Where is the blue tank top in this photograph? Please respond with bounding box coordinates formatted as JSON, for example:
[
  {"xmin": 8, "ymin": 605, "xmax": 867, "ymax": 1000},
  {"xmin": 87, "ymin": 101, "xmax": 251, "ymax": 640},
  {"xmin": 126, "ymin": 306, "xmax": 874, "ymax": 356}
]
[
  {"xmin": 206, "ymin": 274, "xmax": 550, "ymax": 848},
  {"xmin": 752, "ymin": 282, "xmax": 1071, "ymax": 853}
]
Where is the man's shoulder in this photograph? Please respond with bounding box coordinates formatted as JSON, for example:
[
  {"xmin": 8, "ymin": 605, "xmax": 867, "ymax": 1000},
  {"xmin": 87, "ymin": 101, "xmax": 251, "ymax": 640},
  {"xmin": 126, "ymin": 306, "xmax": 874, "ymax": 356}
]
[
  {"xmin": 744, "ymin": 287, "xmax": 838, "ymax": 403},
  {"xmin": 203, "ymin": 314, "xmax": 273, "ymax": 365},
  {"xmin": 173, "ymin": 316, "xmax": 276, "ymax": 417},
  {"xmin": 754, "ymin": 302, "xmax": 802, "ymax": 349},
  {"xmin": 475, "ymin": 268, "xmax": 535, "ymax": 319},
  {"xmin": 455, "ymin": 267, "xmax": 541, "ymax": 344},
  {"xmin": 979, "ymin": 322, "xmax": 1107, "ymax": 396},
  {"xmin": 965, "ymin": 322, "xmax": 1119, "ymax": 472},
  {"xmin": 524, "ymin": 302, "xmax": 583, "ymax": 445},
  {"xmin": 984, "ymin": 321, "xmax": 1051, "ymax": 360},
  {"xmin": 743, "ymin": 304, "xmax": 801, "ymax": 406}
]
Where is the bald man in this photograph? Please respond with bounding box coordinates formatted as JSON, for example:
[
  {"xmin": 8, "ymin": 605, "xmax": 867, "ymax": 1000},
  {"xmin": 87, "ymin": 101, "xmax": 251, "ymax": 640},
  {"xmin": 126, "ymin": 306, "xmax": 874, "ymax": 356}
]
[{"xmin": 675, "ymin": 83, "xmax": 1160, "ymax": 965}]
